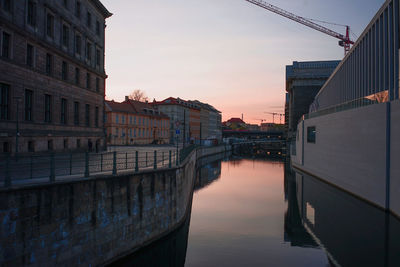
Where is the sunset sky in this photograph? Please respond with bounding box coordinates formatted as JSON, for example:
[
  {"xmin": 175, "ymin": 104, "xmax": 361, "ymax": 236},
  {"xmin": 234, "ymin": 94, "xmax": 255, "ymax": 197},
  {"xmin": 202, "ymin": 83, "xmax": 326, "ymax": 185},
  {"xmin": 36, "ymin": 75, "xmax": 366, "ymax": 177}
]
[{"xmin": 101, "ymin": 0, "xmax": 383, "ymax": 124}]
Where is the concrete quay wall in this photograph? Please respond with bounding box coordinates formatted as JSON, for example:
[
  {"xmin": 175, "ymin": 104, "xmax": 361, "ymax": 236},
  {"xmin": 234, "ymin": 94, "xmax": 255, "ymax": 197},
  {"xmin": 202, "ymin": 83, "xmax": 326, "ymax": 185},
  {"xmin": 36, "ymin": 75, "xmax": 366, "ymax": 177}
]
[
  {"xmin": 0, "ymin": 145, "xmax": 230, "ymax": 266},
  {"xmin": 292, "ymin": 101, "xmax": 399, "ymax": 218}
]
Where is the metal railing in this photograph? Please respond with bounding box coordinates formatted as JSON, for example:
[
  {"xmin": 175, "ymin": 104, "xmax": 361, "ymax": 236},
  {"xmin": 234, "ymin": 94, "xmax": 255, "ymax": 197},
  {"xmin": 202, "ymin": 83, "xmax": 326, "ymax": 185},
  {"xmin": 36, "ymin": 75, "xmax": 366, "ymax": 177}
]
[{"xmin": 0, "ymin": 150, "xmax": 178, "ymax": 187}]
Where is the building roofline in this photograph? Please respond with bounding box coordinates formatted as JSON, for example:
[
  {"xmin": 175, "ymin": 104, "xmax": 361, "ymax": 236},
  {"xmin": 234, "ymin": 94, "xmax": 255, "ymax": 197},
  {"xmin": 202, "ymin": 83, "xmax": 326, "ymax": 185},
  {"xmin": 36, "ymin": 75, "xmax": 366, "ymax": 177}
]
[{"xmin": 89, "ymin": 0, "xmax": 113, "ymax": 18}]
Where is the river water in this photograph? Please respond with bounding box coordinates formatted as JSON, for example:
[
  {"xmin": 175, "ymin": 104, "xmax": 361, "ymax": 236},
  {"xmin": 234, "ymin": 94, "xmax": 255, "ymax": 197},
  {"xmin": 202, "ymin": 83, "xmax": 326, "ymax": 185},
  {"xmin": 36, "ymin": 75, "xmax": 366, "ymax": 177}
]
[{"xmin": 117, "ymin": 156, "xmax": 400, "ymax": 267}]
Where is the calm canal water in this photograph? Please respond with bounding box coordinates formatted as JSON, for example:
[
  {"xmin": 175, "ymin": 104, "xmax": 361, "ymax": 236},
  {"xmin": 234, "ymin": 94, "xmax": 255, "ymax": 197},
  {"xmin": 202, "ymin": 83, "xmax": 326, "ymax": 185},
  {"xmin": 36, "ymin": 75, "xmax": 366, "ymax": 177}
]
[{"xmin": 116, "ymin": 156, "xmax": 400, "ymax": 267}]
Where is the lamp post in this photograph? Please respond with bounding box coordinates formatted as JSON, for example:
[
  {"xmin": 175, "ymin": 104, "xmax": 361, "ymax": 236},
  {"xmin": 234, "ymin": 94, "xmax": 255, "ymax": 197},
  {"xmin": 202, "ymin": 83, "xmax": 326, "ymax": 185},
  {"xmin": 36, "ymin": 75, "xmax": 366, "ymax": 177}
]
[{"xmin": 13, "ymin": 97, "xmax": 22, "ymax": 160}]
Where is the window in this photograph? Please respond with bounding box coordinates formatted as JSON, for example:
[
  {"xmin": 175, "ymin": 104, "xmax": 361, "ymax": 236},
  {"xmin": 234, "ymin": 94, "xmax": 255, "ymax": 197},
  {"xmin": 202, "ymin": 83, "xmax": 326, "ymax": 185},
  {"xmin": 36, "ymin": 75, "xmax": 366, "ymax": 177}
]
[
  {"xmin": 129, "ymin": 116, "xmax": 132, "ymax": 124},
  {"xmin": 86, "ymin": 11, "xmax": 91, "ymax": 27},
  {"xmin": 116, "ymin": 114, "xmax": 119, "ymax": 123},
  {"xmin": 75, "ymin": 1, "xmax": 81, "ymax": 18},
  {"xmin": 95, "ymin": 48, "xmax": 100, "ymax": 67},
  {"xmin": 48, "ymin": 140, "xmax": 53, "ymax": 151},
  {"xmin": 46, "ymin": 53, "xmax": 52, "ymax": 75},
  {"xmin": 3, "ymin": 142, "xmax": 9, "ymax": 153},
  {"xmin": 61, "ymin": 98, "xmax": 67, "ymax": 124},
  {"xmin": 95, "ymin": 106, "xmax": 99, "ymax": 127},
  {"xmin": 28, "ymin": 141, "xmax": 34, "ymax": 152},
  {"xmin": 26, "ymin": 44, "xmax": 34, "ymax": 67},
  {"xmin": 75, "ymin": 34, "xmax": 81, "ymax": 55},
  {"xmin": 77, "ymin": 139, "xmax": 81, "ymax": 148},
  {"xmin": 134, "ymin": 128, "xmax": 136, "ymax": 137},
  {"xmin": 27, "ymin": 0, "xmax": 37, "ymax": 27},
  {"xmin": 307, "ymin": 126, "xmax": 316, "ymax": 143},
  {"xmin": 63, "ymin": 139, "xmax": 68, "ymax": 149},
  {"xmin": 3, "ymin": 0, "xmax": 11, "ymax": 13},
  {"xmin": 46, "ymin": 13, "xmax": 54, "ymax": 37},
  {"xmin": 62, "ymin": 24, "xmax": 69, "ymax": 47},
  {"xmin": 95, "ymin": 77, "xmax": 100, "ymax": 92},
  {"xmin": 62, "ymin": 61, "xmax": 68, "ymax": 80},
  {"xmin": 75, "ymin": 68, "xmax": 80, "ymax": 85},
  {"xmin": 44, "ymin": 94, "xmax": 52, "ymax": 123},
  {"xmin": 96, "ymin": 20, "xmax": 100, "ymax": 35},
  {"xmin": 85, "ymin": 104, "xmax": 90, "ymax": 126},
  {"xmin": 74, "ymin": 101, "xmax": 79, "ymax": 125},
  {"xmin": 86, "ymin": 72, "xmax": 91, "ymax": 89},
  {"xmin": 86, "ymin": 42, "xmax": 92, "ymax": 61},
  {"xmin": 2, "ymin": 32, "xmax": 10, "ymax": 58},
  {"xmin": 0, "ymin": 83, "xmax": 10, "ymax": 120},
  {"xmin": 25, "ymin": 89, "xmax": 33, "ymax": 121},
  {"xmin": 122, "ymin": 115, "xmax": 125, "ymax": 124}
]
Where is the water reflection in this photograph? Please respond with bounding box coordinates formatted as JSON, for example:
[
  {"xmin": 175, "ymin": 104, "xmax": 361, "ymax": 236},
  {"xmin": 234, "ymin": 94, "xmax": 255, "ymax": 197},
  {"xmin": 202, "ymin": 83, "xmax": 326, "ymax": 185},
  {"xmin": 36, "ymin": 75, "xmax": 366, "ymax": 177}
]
[
  {"xmin": 112, "ymin": 157, "xmax": 400, "ymax": 267},
  {"xmin": 294, "ymin": 169, "xmax": 400, "ymax": 267}
]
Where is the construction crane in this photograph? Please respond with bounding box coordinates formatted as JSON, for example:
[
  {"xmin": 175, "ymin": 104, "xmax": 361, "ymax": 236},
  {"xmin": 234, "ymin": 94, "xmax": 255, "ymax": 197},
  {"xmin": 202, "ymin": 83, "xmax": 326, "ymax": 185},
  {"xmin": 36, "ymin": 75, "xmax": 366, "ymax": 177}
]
[
  {"xmin": 265, "ymin": 112, "xmax": 284, "ymax": 124},
  {"xmin": 244, "ymin": 0, "xmax": 355, "ymax": 55}
]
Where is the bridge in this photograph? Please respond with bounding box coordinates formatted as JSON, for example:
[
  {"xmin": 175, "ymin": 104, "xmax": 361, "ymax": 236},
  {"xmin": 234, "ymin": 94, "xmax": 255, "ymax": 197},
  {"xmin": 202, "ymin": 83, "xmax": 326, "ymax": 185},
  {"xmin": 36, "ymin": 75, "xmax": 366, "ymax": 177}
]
[
  {"xmin": 222, "ymin": 130, "xmax": 285, "ymax": 140},
  {"xmin": 231, "ymin": 139, "xmax": 287, "ymax": 157}
]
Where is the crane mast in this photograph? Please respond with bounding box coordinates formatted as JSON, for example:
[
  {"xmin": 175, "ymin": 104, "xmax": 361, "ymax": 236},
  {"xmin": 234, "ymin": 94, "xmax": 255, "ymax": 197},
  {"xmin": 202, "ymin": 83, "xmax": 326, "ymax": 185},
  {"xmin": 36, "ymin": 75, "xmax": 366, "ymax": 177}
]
[{"xmin": 244, "ymin": 0, "xmax": 354, "ymax": 55}]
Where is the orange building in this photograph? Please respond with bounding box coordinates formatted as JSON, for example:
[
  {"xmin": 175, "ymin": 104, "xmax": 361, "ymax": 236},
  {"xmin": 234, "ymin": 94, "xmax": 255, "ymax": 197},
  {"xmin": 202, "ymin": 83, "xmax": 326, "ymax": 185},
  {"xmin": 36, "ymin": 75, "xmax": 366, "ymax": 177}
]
[
  {"xmin": 187, "ymin": 101, "xmax": 201, "ymax": 143},
  {"xmin": 105, "ymin": 98, "xmax": 170, "ymax": 145}
]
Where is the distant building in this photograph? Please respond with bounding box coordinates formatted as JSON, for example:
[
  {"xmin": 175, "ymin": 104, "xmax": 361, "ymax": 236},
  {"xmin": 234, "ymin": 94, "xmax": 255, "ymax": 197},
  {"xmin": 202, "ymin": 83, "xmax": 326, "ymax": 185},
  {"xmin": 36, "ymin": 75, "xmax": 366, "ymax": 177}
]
[
  {"xmin": 247, "ymin": 124, "xmax": 260, "ymax": 131},
  {"xmin": 190, "ymin": 100, "xmax": 222, "ymax": 143},
  {"xmin": 152, "ymin": 97, "xmax": 222, "ymax": 145},
  {"xmin": 152, "ymin": 97, "xmax": 190, "ymax": 145},
  {"xmin": 286, "ymin": 60, "xmax": 340, "ymax": 138},
  {"xmin": 260, "ymin": 123, "xmax": 284, "ymax": 132},
  {"xmin": 187, "ymin": 101, "xmax": 201, "ymax": 143},
  {"xmin": 224, "ymin": 118, "xmax": 246, "ymax": 130},
  {"xmin": 105, "ymin": 98, "xmax": 170, "ymax": 145},
  {"xmin": 0, "ymin": 0, "xmax": 112, "ymax": 154}
]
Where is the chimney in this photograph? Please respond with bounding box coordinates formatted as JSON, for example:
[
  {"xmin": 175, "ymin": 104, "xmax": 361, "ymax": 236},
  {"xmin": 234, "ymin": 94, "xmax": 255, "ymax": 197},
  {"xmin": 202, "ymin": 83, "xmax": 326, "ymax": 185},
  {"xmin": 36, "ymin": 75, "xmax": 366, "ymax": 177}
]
[{"xmin": 125, "ymin": 96, "xmax": 129, "ymax": 102}]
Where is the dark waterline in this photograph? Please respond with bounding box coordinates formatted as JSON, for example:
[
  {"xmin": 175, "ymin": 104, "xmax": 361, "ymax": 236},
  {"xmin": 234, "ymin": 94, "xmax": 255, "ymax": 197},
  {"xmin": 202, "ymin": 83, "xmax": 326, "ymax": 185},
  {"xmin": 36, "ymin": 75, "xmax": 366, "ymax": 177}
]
[{"xmin": 114, "ymin": 156, "xmax": 400, "ymax": 267}]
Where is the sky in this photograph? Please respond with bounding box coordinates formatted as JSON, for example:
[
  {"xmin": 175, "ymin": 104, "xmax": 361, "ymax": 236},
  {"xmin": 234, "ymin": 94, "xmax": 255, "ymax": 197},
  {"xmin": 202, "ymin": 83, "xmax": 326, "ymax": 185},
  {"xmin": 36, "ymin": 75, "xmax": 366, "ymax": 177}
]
[{"xmin": 101, "ymin": 0, "xmax": 384, "ymax": 124}]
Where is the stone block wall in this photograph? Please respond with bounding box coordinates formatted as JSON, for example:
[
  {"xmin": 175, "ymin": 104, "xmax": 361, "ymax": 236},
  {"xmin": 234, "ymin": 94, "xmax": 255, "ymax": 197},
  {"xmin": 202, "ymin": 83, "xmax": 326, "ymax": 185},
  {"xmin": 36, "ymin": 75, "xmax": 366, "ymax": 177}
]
[{"xmin": 0, "ymin": 151, "xmax": 197, "ymax": 266}]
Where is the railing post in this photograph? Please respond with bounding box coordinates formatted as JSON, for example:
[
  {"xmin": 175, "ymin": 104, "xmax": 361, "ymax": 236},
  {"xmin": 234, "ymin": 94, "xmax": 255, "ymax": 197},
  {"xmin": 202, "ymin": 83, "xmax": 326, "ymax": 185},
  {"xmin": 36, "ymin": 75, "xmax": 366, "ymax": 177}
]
[
  {"xmin": 154, "ymin": 150, "xmax": 157, "ymax": 170},
  {"xmin": 146, "ymin": 152, "xmax": 148, "ymax": 167},
  {"xmin": 169, "ymin": 150, "xmax": 172, "ymax": 168},
  {"xmin": 4, "ymin": 155, "xmax": 10, "ymax": 187},
  {"xmin": 69, "ymin": 152, "xmax": 72, "ymax": 175},
  {"xmin": 125, "ymin": 152, "xmax": 128, "ymax": 169},
  {"xmin": 135, "ymin": 151, "xmax": 139, "ymax": 172},
  {"xmin": 112, "ymin": 151, "xmax": 117, "ymax": 175},
  {"xmin": 100, "ymin": 153, "xmax": 103, "ymax": 172},
  {"xmin": 85, "ymin": 152, "xmax": 89, "ymax": 177},
  {"xmin": 176, "ymin": 150, "xmax": 179, "ymax": 166},
  {"xmin": 50, "ymin": 153, "xmax": 55, "ymax": 182}
]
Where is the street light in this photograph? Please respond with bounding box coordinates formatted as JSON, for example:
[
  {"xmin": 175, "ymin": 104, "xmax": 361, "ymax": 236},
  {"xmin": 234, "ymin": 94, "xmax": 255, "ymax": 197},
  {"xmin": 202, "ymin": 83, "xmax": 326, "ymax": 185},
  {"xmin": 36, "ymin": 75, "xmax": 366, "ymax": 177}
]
[{"xmin": 13, "ymin": 96, "xmax": 22, "ymax": 160}]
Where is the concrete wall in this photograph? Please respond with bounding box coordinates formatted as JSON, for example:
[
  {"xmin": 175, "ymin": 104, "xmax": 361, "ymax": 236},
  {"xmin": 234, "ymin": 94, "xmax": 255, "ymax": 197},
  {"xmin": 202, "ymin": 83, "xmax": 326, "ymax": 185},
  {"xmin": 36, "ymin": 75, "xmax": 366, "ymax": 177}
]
[
  {"xmin": 295, "ymin": 103, "xmax": 388, "ymax": 209},
  {"xmin": 390, "ymin": 100, "xmax": 400, "ymax": 217}
]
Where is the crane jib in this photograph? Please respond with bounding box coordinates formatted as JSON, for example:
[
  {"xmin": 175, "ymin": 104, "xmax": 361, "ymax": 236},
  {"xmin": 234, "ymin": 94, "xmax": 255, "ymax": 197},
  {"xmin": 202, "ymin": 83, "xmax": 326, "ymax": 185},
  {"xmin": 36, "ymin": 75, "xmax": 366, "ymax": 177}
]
[{"xmin": 244, "ymin": 0, "xmax": 354, "ymax": 54}]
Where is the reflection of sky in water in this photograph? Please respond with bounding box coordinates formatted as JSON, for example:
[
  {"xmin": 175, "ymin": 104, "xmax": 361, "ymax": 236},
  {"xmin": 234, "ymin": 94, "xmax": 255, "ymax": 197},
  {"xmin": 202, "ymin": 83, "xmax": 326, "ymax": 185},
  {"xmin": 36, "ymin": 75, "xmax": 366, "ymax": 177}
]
[{"xmin": 185, "ymin": 159, "xmax": 328, "ymax": 267}]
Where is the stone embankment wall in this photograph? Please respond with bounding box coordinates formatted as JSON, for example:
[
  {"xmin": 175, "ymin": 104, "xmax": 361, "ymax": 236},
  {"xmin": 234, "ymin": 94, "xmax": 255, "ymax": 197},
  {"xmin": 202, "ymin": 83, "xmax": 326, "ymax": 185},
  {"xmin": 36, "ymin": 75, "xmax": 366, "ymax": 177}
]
[{"xmin": 0, "ymin": 145, "xmax": 230, "ymax": 266}]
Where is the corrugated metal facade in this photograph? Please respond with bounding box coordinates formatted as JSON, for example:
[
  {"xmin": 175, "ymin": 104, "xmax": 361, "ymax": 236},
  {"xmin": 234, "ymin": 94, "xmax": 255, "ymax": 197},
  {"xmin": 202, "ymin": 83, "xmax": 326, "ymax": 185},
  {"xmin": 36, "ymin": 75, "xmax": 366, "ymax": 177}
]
[{"xmin": 310, "ymin": 0, "xmax": 399, "ymax": 113}]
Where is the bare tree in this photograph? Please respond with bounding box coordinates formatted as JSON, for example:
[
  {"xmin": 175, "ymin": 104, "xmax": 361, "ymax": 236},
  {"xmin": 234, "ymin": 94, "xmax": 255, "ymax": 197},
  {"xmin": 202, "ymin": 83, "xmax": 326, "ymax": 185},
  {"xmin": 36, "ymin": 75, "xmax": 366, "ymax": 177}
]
[{"xmin": 129, "ymin": 89, "xmax": 149, "ymax": 102}]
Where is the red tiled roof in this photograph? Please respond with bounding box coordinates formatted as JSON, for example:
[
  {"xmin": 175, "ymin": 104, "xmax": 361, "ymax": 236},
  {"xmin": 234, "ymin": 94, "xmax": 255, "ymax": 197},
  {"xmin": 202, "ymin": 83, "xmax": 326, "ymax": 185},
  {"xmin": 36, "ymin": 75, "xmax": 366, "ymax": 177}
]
[
  {"xmin": 105, "ymin": 100, "xmax": 135, "ymax": 113},
  {"xmin": 226, "ymin": 118, "xmax": 245, "ymax": 124}
]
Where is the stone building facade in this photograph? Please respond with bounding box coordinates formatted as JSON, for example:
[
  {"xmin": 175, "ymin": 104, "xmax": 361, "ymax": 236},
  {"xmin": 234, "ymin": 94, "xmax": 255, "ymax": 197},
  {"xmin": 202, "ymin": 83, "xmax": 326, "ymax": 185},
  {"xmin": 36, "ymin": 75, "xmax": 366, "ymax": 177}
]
[
  {"xmin": 105, "ymin": 99, "xmax": 170, "ymax": 145},
  {"xmin": 286, "ymin": 61, "xmax": 340, "ymax": 138},
  {"xmin": 0, "ymin": 0, "xmax": 111, "ymax": 154}
]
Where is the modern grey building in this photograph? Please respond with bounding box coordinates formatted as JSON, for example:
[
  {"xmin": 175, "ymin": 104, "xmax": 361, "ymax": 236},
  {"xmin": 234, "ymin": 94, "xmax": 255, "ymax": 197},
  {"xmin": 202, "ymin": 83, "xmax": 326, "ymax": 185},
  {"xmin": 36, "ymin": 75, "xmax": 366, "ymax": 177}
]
[
  {"xmin": 285, "ymin": 60, "xmax": 340, "ymax": 137},
  {"xmin": 0, "ymin": 0, "xmax": 111, "ymax": 154}
]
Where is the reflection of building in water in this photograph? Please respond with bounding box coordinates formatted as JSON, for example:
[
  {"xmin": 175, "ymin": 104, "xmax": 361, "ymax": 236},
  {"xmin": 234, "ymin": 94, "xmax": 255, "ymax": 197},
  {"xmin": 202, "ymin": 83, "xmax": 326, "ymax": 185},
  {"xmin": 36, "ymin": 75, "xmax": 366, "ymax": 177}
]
[
  {"xmin": 195, "ymin": 161, "xmax": 222, "ymax": 191},
  {"xmin": 284, "ymin": 162, "xmax": 318, "ymax": 248},
  {"xmin": 295, "ymin": 171, "xmax": 400, "ymax": 267}
]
